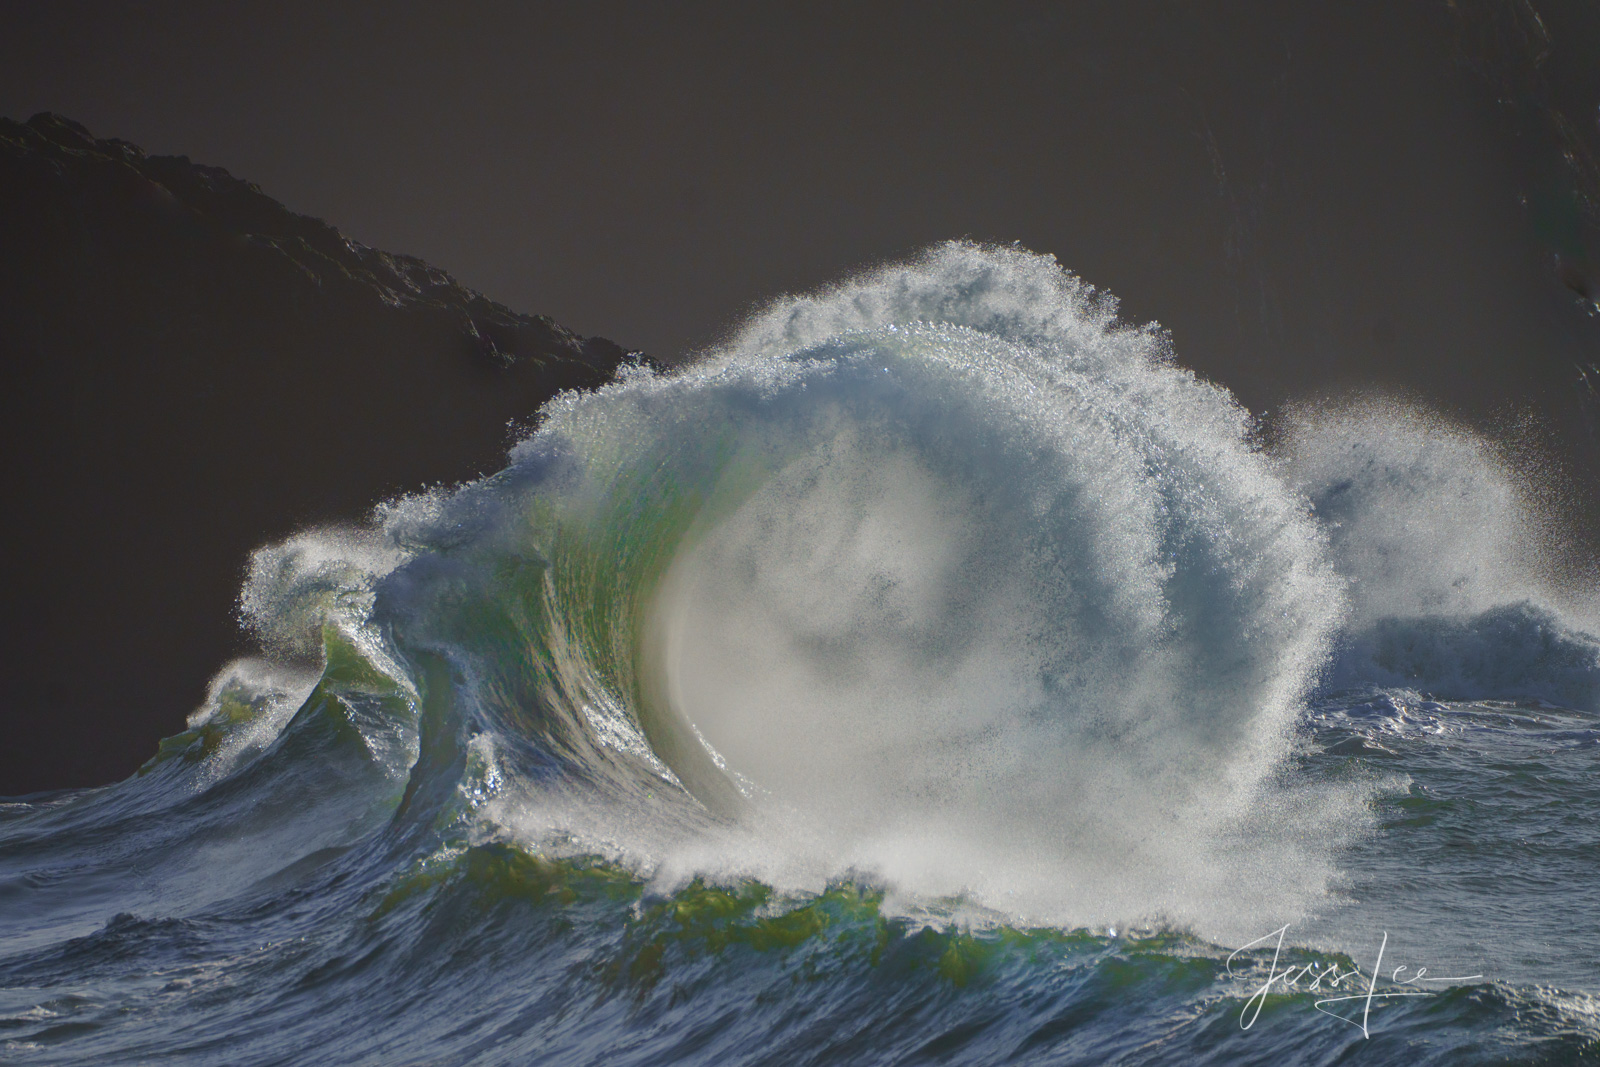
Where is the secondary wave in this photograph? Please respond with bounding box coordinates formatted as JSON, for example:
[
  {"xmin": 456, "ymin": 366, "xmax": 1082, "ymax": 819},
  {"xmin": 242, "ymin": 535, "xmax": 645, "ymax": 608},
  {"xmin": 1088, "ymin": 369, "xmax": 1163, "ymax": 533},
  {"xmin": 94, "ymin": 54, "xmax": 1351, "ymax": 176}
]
[{"xmin": 1282, "ymin": 398, "xmax": 1600, "ymax": 708}]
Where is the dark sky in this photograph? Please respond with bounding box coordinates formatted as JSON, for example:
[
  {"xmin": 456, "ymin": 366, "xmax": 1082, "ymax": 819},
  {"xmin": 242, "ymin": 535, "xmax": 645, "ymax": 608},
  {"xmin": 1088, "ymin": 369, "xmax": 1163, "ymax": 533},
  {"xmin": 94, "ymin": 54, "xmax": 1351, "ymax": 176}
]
[{"xmin": 6, "ymin": 0, "xmax": 1598, "ymax": 415}]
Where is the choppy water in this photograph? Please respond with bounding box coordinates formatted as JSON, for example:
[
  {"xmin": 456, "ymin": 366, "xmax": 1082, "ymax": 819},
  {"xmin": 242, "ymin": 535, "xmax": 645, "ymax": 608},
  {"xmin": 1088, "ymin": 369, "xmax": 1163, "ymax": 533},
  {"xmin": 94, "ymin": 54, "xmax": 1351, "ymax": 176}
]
[{"xmin": 3, "ymin": 244, "xmax": 1597, "ymax": 1065}]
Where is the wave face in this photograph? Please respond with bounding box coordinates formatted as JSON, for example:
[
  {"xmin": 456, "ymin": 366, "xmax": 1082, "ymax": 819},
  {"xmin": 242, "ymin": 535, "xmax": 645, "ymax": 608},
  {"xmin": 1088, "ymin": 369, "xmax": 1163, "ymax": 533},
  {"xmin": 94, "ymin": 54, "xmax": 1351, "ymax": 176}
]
[
  {"xmin": 4, "ymin": 244, "xmax": 1598, "ymax": 1066},
  {"xmin": 244, "ymin": 243, "xmax": 1357, "ymax": 933}
]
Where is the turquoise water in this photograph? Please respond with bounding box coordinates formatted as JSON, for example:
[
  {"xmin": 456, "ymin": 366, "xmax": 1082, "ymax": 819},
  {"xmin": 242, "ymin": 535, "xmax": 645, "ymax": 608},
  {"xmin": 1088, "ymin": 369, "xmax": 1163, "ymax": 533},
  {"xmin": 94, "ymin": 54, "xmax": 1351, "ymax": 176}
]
[{"xmin": 3, "ymin": 245, "xmax": 1597, "ymax": 1064}]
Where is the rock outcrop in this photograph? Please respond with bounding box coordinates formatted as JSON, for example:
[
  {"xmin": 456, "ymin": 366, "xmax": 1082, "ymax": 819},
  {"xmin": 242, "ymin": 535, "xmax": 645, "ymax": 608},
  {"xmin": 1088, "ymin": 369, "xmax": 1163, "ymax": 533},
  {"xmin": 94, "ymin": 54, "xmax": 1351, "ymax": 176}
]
[{"xmin": 0, "ymin": 113, "xmax": 640, "ymax": 793}]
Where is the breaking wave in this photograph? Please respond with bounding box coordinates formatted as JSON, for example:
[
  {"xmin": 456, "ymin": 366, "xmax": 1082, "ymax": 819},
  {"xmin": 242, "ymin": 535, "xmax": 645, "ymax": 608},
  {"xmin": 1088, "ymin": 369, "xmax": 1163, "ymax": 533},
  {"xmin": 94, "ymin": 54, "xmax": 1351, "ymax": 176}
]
[{"xmin": 230, "ymin": 242, "xmax": 1384, "ymax": 938}]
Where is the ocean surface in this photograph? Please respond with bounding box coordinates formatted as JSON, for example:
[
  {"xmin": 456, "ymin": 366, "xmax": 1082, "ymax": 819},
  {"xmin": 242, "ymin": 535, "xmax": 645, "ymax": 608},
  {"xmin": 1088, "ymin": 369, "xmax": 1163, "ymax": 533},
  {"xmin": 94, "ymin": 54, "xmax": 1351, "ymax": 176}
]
[{"xmin": 3, "ymin": 244, "xmax": 1597, "ymax": 1065}]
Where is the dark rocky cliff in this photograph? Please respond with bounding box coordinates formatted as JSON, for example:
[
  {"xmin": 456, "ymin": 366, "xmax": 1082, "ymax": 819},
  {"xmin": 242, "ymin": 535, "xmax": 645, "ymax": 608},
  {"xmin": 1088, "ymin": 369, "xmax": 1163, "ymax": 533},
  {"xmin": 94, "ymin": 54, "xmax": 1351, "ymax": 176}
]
[{"xmin": 0, "ymin": 113, "xmax": 639, "ymax": 794}]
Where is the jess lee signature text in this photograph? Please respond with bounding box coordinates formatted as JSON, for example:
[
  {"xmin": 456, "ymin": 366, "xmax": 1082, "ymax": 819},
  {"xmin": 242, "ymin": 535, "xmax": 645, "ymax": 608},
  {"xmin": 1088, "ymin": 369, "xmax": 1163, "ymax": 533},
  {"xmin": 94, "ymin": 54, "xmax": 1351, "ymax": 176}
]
[{"xmin": 1227, "ymin": 925, "xmax": 1483, "ymax": 1038}]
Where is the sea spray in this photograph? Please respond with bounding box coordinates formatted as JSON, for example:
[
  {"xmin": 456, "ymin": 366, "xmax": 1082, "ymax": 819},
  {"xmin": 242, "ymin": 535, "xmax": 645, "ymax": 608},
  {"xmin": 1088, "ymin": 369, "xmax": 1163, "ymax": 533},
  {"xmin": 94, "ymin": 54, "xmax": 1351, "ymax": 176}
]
[{"xmin": 1282, "ymin": 398, "xmax": 1600, "ymax": 707}]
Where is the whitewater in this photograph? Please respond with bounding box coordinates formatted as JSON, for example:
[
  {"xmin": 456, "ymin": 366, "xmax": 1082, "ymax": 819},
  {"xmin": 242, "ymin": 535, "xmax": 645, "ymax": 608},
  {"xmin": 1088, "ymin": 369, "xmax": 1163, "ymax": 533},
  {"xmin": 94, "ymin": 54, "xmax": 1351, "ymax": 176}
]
[{"xmin": 2, "ymin": 243, "xmax": 1597, "ymax": 1065}]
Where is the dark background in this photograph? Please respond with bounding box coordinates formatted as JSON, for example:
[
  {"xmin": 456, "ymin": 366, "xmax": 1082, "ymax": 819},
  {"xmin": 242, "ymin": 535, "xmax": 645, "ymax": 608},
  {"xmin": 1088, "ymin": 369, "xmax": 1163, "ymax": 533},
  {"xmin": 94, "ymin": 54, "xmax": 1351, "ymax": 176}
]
[
  {"xmin": 7, "ymin": 2, "xmax": 1599, "ymax": 393},
  {"xmin": 3, "ymin": 1, "xmax": 1599, "ymax": 791}
]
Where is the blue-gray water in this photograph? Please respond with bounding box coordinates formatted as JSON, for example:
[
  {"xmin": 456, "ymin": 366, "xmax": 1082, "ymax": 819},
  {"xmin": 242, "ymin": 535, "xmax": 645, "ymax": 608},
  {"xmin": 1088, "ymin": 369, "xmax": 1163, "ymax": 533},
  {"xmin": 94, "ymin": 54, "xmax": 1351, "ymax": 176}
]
[{"xmin": 3, "ymin": 245, "xmax": 1597, "ymax": 1065}]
